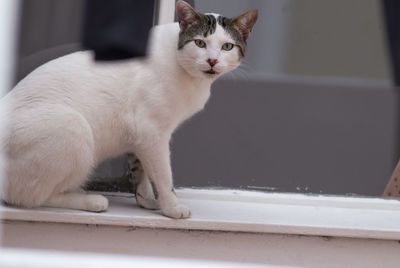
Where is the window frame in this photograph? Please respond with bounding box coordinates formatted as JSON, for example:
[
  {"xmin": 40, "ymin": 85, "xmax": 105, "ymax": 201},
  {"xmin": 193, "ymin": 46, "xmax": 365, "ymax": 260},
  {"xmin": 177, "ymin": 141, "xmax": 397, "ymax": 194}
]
[{"xmin": 2, "ymin": 0, "xmax": 400, "ymax": 242}]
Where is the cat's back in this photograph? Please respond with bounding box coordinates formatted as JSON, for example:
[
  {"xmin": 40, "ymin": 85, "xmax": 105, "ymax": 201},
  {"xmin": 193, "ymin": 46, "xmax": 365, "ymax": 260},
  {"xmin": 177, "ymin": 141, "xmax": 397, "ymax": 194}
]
[
  {"xmin": 5, "ymin": 22, "xmax": 183, "ymax": 117},
  {"xmin": 11, "ymin": 22, "xmax": 181, "ymax": 99},
  {"xmin": 18, "ymin": 51, "xmax": 94, "ymax": 85},
  {"xmin": 7, "ymin": 51, "xmax": 144, "ymax": 117},
  {"xmin": 13, "ymin": 51, "xmax": 124, "ymax": 96}
]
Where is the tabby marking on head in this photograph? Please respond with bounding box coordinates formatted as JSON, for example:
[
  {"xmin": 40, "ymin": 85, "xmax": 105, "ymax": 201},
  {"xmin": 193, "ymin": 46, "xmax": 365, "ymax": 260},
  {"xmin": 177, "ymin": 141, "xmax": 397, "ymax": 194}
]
[
  {"xmin": 177, "ymin": 2, "xmax": 258, "ymax": 59},
  {"xmin": 175, "ymin": 1, "xmax": 258, "ymax": 79}
]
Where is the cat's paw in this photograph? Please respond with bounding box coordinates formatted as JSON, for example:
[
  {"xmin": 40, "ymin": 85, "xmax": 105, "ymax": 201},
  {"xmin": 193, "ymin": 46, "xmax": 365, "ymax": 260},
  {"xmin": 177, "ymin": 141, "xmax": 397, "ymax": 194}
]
[
  {"xmin": 135, "ymin": 177, "xmax": 160, "ymax": 210},
  {"xmin": 136, "ymin": 193, "xmax": 160, "ymax": 210},
  {"xmin": 162, "ymin": 203, "xmax": 191, "ymax": 219},
  {"xmin": 86, "ymin": 194, "xmax": 109, "ymax": 212}
]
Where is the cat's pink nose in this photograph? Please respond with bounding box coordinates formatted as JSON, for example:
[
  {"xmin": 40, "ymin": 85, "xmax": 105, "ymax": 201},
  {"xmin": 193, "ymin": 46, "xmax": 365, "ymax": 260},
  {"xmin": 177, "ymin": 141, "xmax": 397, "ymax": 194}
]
[{"xmin": 207, "ymin": 58, "xmax": 218, "ymax": 67}]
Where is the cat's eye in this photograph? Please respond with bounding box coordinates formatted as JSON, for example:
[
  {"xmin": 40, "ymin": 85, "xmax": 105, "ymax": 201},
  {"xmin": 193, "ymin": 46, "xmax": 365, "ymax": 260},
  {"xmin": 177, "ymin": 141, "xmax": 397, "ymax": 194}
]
[
  {"xmin": 194, "ymin": 39, "xmax": 206, "ymax": 48},
  {"xmin": 222, "ymin": 43, "xmax": 234, "ymax": 51}
]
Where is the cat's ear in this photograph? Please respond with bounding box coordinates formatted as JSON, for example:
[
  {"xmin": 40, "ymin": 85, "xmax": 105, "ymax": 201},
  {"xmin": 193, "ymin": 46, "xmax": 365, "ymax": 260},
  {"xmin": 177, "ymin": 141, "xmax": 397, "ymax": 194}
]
[
  {"xmin": 176, "ymin": 1, "xmax": 200, "ymax": 31},
  {"xmin": 232, "ymin": 10, "xmax": 258, "ymax": 40}
]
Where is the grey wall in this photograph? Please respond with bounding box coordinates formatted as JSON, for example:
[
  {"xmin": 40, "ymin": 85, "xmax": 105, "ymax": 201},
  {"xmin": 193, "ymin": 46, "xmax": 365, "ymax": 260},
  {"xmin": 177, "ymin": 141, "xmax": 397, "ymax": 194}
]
[
  {"xmin": 171, "ymin": 78, "xmax": 397, "ymax": 196},
  {"xmin": 285, "ymin": 0, "xmax": 390, "ymax": 80},
  {"xmin": 16, "ymin": 0, "xmax": 84, "ymax": 82}
]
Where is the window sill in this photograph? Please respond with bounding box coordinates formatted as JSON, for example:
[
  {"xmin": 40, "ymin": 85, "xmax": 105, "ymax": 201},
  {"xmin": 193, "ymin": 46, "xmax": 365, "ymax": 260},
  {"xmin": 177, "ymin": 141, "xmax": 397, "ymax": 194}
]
[{"xmin": 2, "ymin": 189, "xmax": 400, "ymax": 240}]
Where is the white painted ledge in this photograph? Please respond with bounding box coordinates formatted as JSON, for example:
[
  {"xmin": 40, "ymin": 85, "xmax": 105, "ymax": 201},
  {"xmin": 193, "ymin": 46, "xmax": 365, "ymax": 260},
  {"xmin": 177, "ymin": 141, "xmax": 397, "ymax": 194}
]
[
  {"xmin": 0, "ymin": 248, "xmax": 270, "ymax": 268},
  {"xmin": 2, "ymin": 189, "xmax": 400, "ymax": 240}
]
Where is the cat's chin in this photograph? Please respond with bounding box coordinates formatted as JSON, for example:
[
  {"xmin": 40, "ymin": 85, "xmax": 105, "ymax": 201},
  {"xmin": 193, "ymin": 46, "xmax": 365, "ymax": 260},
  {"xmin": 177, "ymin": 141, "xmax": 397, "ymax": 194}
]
[
  {"xmin": 180, "ymin": 65, "xmax": 223, "ymax": 79},
  {"xmin": 203, "ymin": 69, "xmax": 219, "ymax": 75},
  {"xmin": 203, "ymin": 70, "xmax": 220, "ymax": 77},
  {"xmin": 200, "ymin": 68, "xmax": 223, "ymax": 79},
  {"xmin": 185, "ymin": 70, "xmax": 220, "ymax": 80}
]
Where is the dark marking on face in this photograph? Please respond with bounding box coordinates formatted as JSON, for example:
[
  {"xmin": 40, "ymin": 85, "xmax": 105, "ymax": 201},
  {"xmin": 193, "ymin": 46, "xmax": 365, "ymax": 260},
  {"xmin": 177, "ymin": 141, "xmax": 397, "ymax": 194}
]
[
  {"xmin": 217, "ymin": 10, "xmax": 258, "ymax": 58},
  {"xmin": 217, "ymin": 16, "xmax": 226, "ymax": 27},
  {"xmin": 204, "ymin": 14, "xmax": 217, "ymax": 37},
  {"xmin": 177, "ymin": 3, "xmax": 257, "ymax": 61},
  {"xmin": 176, "ymin": 1, "xmax": 257, "ymax": 63},
  {"xmin": 178, "ymin": 13, "xmax": 218, "ymax": 49},
  {"xmin": 216, "ymin": 16, "xmax": 246, "ymax": 58}
]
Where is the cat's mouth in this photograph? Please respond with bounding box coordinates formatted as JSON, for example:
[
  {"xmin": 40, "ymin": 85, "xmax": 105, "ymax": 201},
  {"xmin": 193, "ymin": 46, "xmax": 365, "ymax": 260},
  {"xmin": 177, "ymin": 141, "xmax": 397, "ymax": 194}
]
[{"xmin": 204, "ymin": 69, "xmax": 219, "ymax": 75}]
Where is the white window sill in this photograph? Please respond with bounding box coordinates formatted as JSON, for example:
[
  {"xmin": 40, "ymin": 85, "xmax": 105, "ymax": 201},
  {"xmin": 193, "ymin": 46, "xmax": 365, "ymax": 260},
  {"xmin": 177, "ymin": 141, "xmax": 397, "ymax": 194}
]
[
  {"xmin": 0, "ymin": 248, "xmax": 269, "ymax": 268},
  {"xmin": 2, "ymin": 189, "xmax": 400, "ymax": 240}
]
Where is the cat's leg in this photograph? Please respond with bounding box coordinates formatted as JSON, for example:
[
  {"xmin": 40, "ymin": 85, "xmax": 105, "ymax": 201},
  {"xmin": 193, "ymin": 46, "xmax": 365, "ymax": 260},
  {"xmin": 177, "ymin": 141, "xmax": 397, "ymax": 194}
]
[
  {"xmin": 127, "ymin": 153, "xmax": 159, "ymax": 210},
  {"xmin": 2, "ymin": 108, "xmax": 99, "ymax": 212},
  {"xmin": 135, "ymin": 139, "xmax": 191, "ymax": 219},
  {"xmin": 42, "ymin": 192, "xmax": 109, "ymax": 212}
]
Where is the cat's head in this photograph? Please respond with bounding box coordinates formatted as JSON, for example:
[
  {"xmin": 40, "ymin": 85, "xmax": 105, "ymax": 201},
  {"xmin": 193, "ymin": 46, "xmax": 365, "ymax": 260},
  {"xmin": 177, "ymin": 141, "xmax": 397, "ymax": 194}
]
[{"xmin": 176, "ymin": 1, "xmax": 258, "ymax": 79}]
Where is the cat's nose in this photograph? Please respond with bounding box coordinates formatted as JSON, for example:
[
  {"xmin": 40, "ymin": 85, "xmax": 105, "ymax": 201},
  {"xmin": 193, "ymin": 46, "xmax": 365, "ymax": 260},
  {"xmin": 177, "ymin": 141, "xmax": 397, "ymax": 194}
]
[{"xmin": 207, "ymin": 58, "xmax": 218, "ymax": 67}]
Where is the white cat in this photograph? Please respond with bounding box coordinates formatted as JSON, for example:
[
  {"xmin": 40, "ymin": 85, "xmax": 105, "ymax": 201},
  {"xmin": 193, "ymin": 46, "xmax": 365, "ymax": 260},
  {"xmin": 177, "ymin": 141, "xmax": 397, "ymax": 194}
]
[{"xmin": 0, "ymin": 1, "xmax": 257, "ymax": 218}]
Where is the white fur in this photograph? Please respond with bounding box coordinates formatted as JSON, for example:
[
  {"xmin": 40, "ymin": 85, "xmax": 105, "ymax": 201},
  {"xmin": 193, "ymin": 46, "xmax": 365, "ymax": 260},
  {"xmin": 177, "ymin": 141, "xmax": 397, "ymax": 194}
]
[{"xmin": 0, "ymin": 22, "xmax": 242, "ymax": 219}]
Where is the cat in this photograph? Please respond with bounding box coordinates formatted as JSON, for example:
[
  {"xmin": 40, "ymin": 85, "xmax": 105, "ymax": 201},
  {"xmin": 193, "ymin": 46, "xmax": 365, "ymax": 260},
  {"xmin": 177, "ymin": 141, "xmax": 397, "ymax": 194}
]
[{"xmin": 0, "ymin": 1, "xmax": 258, "ymax": 219}]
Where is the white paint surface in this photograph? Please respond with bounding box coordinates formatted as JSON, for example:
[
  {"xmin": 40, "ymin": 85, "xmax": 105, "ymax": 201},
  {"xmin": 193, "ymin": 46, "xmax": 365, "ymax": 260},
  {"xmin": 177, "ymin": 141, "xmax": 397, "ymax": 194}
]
[
  {"xmin": 0, "ymin": 0, "xmax": 20, "ymax": 247},
  {"xmin": 2, "ymin": 222, "xmax": 399, "ymax": 267},
  {"xmin": 157, "ymin": 0, "xmax": 175, "ymax": 25},
  {"xmin": 2, "ymin": 189, "xmax": 400, "ymax": 240},
  {"xmin": 0, "ymin": 0, "xmax": 19, "ymax": 97},
  {"xmin": 2, "ymin": 189, "xmax": 400, "ymax": 267},
  {"xmin": 0, "ymin": 248, "xmax": 271, "ymax": 268}
]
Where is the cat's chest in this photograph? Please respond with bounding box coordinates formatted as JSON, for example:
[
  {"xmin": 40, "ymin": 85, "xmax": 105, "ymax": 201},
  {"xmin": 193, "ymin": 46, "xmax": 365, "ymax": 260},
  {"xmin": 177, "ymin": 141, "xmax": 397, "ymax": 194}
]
[
  {"xmin": 138, "ymin": 81, "xmax": 211, "ymax": 133},
  {"xmin": 167, "ymin": 83, "xmax": 210, "ymax": 124}
]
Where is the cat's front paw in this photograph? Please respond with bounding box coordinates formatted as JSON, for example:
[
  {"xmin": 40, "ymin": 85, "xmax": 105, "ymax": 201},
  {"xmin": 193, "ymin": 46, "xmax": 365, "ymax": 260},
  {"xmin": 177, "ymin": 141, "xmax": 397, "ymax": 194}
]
[
  {"xmin": 162, "ymin": 203, "xmax": 191, "ymax": 219},
  {"xmin": 136, "ymin": 193, "xmax": 160, "ymax": 210},
  {"xmin": 86, "ymin": 194, "xmax": 109, "ymax": 212}
]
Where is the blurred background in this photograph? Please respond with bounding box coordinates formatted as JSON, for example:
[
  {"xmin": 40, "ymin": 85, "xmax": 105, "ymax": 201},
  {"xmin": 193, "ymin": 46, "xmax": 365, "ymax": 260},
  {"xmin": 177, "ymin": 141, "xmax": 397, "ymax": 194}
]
[{"xmin": 12, "ymin": 0, "xmax": 398, "ymax": 196}]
